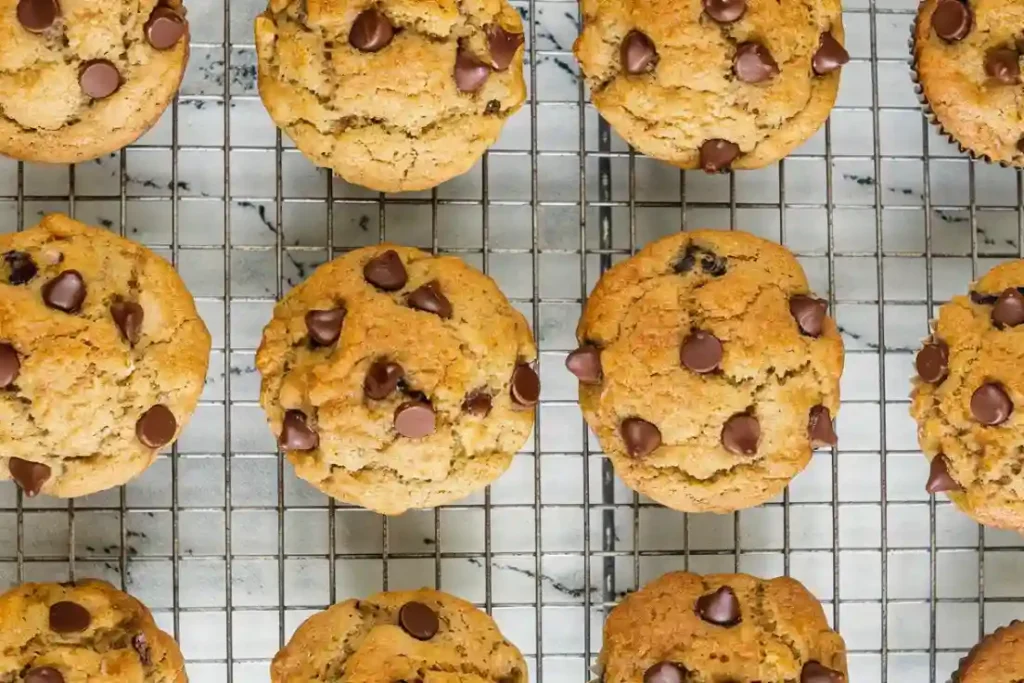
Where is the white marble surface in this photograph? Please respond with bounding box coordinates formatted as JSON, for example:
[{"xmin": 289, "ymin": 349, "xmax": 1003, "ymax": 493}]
[{"xmin": 1, "ymin": 0, "xmax": 1023, "ymax": 681}]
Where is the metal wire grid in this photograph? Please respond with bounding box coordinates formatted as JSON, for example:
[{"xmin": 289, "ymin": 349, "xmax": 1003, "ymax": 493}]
[{"xmin": 3, "ymin": 0, "xmax": 1024, "ymax": 681}]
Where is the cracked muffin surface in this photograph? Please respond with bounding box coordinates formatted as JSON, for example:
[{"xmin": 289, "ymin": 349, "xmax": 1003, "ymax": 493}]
[
  {"xmin": 256, "ymin": 244, "xmax": 538, "ymax": 515},
  {"xmin": 599, "ymin": 571, "xmax": 847, "ymax": 683},
  {"xmin": 0, "ymin": 214, "xmax": 211, "ymax": 498},
  {"xmin": 0, "ymin": 0, "xmax": 189, "ymax": 163},
  {"xmin": 571, "ymin": 230, "xmax": 843, "ymax": 513},
  {"xmin": 0, "ymin": 579, "xmax": 187, "ymax": 683},
  {"xmin": 254, "ymin": 0, "xmax": 527, "ymax": 193},
  {"xmin": 911, "ymin": 260, "xmax": 1024, "ymax": 531},
  {"xmin": 573, "ymin": 0, "xmax": 847, "ymax": 171},
  {"xmin": 272, "ymin": 588, "xmax": 527, "ymax": 683}
]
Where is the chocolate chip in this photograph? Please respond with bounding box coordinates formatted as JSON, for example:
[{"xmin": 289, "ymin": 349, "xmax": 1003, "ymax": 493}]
[
  {"xmin": 306, "ymin": 307, "xmax": 346, "ymax": 346},
  {"xmin": 454, "ymin": 49, "xmax": 491, "ymax": 93},
  {"xmin": 808, "ymin": 405, "xmax": 837, "ymax": 447},
  {"xmin": 926, "ymin": 454, "xmax": 961, "ymax": 494},
  {"xmin": 721, "ymin": 413, "xmax": 759, "ymax": 455},
  {"xmin": 790, "ymin": 294, "xmax": 827, "ymax": 336},
  {"xmin": 349, "ymin": 9, "xmax": 394, "ymax": 53},
  {"xmin": 970, "ymin": 383, "xmax": 1012, "ymax": 425},
  {"xmin": 701, "ymin": 252, "xmax": 727, "ymax": 276},
  {"xmin": 407, "ymin": 281, "xmax": 452, "ymax": 318},
  {"xmin": 620, "ymin": 418, "xmax": 661, "ymax": 457},
  {"xmin": 110, "ymin": 300, "xmax": 144, "ymax": 345},
  {"xmin": 915, "ymin": 340, "xmax": 949, "ymax": 383},
  {"xmin": 699, "ymin": 139, "xmax": 739, "ymax": 173},
  {"xmin": 984, "ymin": 47, "xmax": 1020, "ymax": 84},
  {"xmin": 280, "ymin": 410, "xmax": 319, "ymax": 450},
  {"xmin": 488, "ymin": 24, "xmax": 524, "ymax": 70},
  {"xmin": 510, "ymin": 363, "xmax": 540, "ymax": 407},
  {"xmin": 734, "ymin": 42, "xmax": 778, "ymax": 83},
  {"xmin": 702, "ymin": 0, "xmax": 746, "ymax": 22},
  {"xmin": 0, "ymin": 344, "xmax": 19, "ymax": 388},
  {"xmin": 931, "ymin": 0, "xmax": 971, "ymax": 42},
  {"xmin": 695, "ymin": 586, "xmax": 741, "ymax": 626},
  {"xmin": 801, "ymin": 661, "xmax": 844, "ymax": 683},
  {"xmin": 811, "ymin": 32, "xmax": 849, "ymax": 75},
  {"xmin": 364, "ymin": 359, "xmax": 403, "ymax": 399},
  {"xmin": 992, "ymin": 288, "xmax": 1024, "ymax": 327},
  {"xmin": 5, "ymin": 251, "xmax": 37, "ymax": 284},
  {"xmin": 24, "ymin": 668, "xmax": 63, "ymax": 683},
  {"xmin": 132, "ymin": 633, "xmax": 151, "ymax": 666},
  {"xmin": 970, "ymin": 290, "xmax": 998, "ymax": 305},
  {"xmin": 680, "ymin": 330, "xmax": 722, "ymax": 374},
  {"xmin": 145, "ymin": 6, "xmax": 186, "ymax": 50},
  {"xmin": 49, "ymin": 601, "xmax": 90, "ymax": 633},
  {"xmin": 398, "ymin": 601, "xmax": 439, "ymax": 640},
  {"xmin": 8, "ymin": 458, "xmax": 50, "ymax": 498},
  {"xmin": 41, "ymin": 270, "xmax": 86, "ymax": 313},
  {"xmin": 643, "ymin": 663, "xmax": 686, "ymax": 683},
  {"xmin": 394, "ymin": 401, "xmax": 435, "ymax": 438},
  {"xmin": 674, "ymin": 244, "xmax": 726, "ymax": 275},
  {"xmin": 462, "ymin": 391, "xmax": 492, "ymax": 416},
  {"xmin": 16, "ymin": 0, "xmax": 58, "ymax": 32},
  {"xmin": 621, "ymin": 30, "xmax": 657, "ymax": 74},
  {"xmin": 79, "ymin": 60, "xmax": 121, "ymax": 99},
  {"xmin": 136, "ymin": 405, "xmax": 177, "ymax": 448},
  {"xmin": 566, "ymin": 344, "xmax": 602, "ymax": 384},
  {"xmin": 363, "ymin": 250, "xmax": 407, "ymax": 291},
  {"xmin": 485, "ymin": 99, "xmax": 501, "ymax": 114}
]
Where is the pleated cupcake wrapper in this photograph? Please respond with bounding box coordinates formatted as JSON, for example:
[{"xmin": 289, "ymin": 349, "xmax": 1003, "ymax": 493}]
[{"xmin": 948, "ymin": 619, "xmax": 1023, "ymax": 683}]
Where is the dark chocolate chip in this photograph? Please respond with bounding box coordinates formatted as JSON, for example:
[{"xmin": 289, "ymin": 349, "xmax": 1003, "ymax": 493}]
[
  {"xmin": 699, "ymin": 139, "xmax": 739, "ymax": 173},
  {"xmin": 42, "ymin": 270, "xmax": 86, "ymax": 313},
  {"xmin": 680, "ymin": 330, "xmax": 723, "ymax": 374},
  {"xmin": 394, "ymin": 401, "xmax": 435, "ymax": 438},
  {"xmin": 701, "ymin": 252, "xmax": 727, "ymax": 276},
  {"xmin": 5, "ymin": 251, "xmax": 37, "ymax": 285},
  {"xmin": 349, "ymin": 9, "xmax": 394, "ymax": 53},
  {"xmin": 915, "ymin": 340, "xmax": 949, "ymax": 383},
  {"xmin": 0, "ymin": 343, "xmax": 19, "ymax": 388},
  {"xmin": 811, "ymin": 32, "xmax": 849, "ymax": 75},
  {"xmin": 734, "ymin": 42, "xmax": 779, "ymax": 83},
  {"xmin": 566, "ymin": 344, "xmax": 602, "ymax": 384},
  {"xmin": 970, "ymin": 290, "xmax": 998, "ymax": 305},
  {"xmin": 364, "ymin": 359, "xmax": 404, "ymax": 400},
  {"xmin": 695, "ymin": 586, "xmax": 741, "ymax": 626},
  {"xmin": 145, "ymin": 6, "xmax": 186, "ymax": 50},
  {"xmin": 721, "ymin": 413, "xmax": 759, "ymax": 455},
  {"xmin": 133, "ymin": 632, "xmax": 151, "ymax": 666},
  {"xmin": 674, "ymin": 244, "xmax": 726, "ymax": 275},
  {"xmin": 992, "ymin": 287, "xmax": 1024, "ymax": 327},
  {"xmin": 702, "ymin": 0, "xmax": 746, "ymax": 23},
  {"xmin": 110, "ymin": 300, "xmax": 144, "ymax": 345},
  {"xmin": 488, "ymin": 24, "xmax": 524, "ymax": 70},
  {"xmin": 621, "ymin": 30, "xmax": 657, "ymax": 74},
  {"xmin": 49, "ymin": 601, "xmax": 91, "ymax": 633},
  {"xmin": 510, "ymin": 363, "xmax": 540, "ymax": 407},
  {"xmin": 398, "ymin": 601, "xmax": 439, "ymax": 640},
  {"xmin": 24, "ymin": 668, "xmax": 63, "ymax": 683},
  {"xmin": 136, "ymin": 405, "xmax": 177, "ymax": 448},
  {"xmin": 801, "ymin": 661, "xmax": 844, "ymax": 683},
  {"xmin": 790, "ymin": 294, "xmax": 827, "ymax": 336},
  {"xmin": 931, "ymin": 0, "xmax": 971, "ymax": 42},
  {"xmin": 970, "ymin": 383, "xmax": 1012, "ymax": 425},
  {"xmin": 462, "ymin": 391, "xmax": 492, "ymax": 416},
  {"xmin": 280, "ymin": 410, "xmax": 319, "ymax": 450},
  {"xmin": 305, "ymin": 307, "xmax": 346, "ymax": 346},
  {"xmin": 17, "ymin": 0, "xmax": 59, "ymax": 32},
  {"xmin": 407, "ymin": 281, "xmax": 453, "ymax": 318},
  {"xmin": 985, "ymin": 47, "xmax": 1020, "ymax": 84},
  {"xmin": 454, "ymin": 49, "xmax": 491, "ymax": 93},
  {"xmin": 363, "ymin": 250, "xmax": 407, "ymax": 290},
  {"xmin": 79, "ymin": 60, "xmax": 121, "ymax": 99},
  {"xmin": 620, "ymin": 417, "xmax": 661, "ymax": 457},
  {"xmin": 808, "ymin": 405, "xmax": 837, "ymax": 447},
  {"xmin": 925, "ymin": 454, "xmax": 961, "ymax": 494},
  {"xmin": 8, "ymin": 458, "xmax": 50, "ymax": 498},
  {"xmin": 485, "ymin": 99, "xmax": 501, "ymax": 114},
  {"xmin": 643, "ymin": 663, "xmax": 686, "ymax": 683}
]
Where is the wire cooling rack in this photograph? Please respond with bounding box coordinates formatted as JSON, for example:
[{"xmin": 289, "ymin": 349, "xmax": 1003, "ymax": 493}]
[{"xmin": 2, "ymin": 0, "xmax": 1024, "ymax": 681}]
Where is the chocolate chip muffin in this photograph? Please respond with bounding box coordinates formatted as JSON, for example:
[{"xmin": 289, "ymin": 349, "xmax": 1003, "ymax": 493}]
[
  {"xmin": 256, "ymin": 245, "xmax": 538, "ymax": 515},
  {"xmin": 255, "ymin": 0, "xmax": 526, "ymax": 193},
  {"xmin": 949, "ymin": 620, "xmax": 1024, "ymax": 683},
  {"xmin": 911, "ymin": 0, "xmax": 1024, "ymax": 165},
  {"xmin": 272, "ymin": 588, "xmax": 526, "ymax": 683},
  {"xmin": 912, "ymin": 260, "xmax": 1024, "ymax": 531},
  {"xmin": 0, "ymin": 214, "xmax": 211, "ymax": 498},
  {"xmin": 0, "ymin": 0, "xmax": 189, "ymax": 164},
  {"xmin": 569, "ymin": 230, "xmax": 843, "ymax": 512},
  {"xmin": 0, "ymin": 579, "xmax": 187, "ymax": 683},
  {"xmin": 599, "ymin": 571, "xmax": 847, "ymax": 683},
  {"xmin": 573, "ymin": 0, "xmax": 848, "ymax": 172}
]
